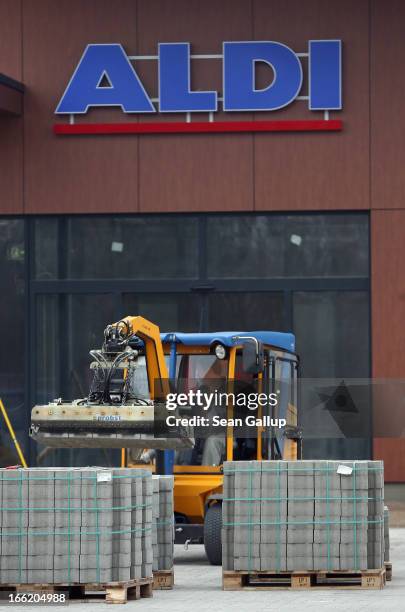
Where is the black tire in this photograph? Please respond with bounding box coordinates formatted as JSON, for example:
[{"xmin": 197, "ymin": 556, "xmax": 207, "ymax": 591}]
[{"xmin": 204, "ymin": 504, "xmax": 222, "ymax": 565}]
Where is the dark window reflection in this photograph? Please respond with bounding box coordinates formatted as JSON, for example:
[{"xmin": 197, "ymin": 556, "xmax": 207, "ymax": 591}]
[
  {"xmin": 35, "ymin": 216, "xmax": 199, "ymax": 280},
  {"xmin": 0, "ymin": 220, "xmax": 26, "ymax": 464},
  {"xmin": 122, "ymin": 293, "xmax": 201, "ymax": 332},
  {"xmin": 207, "ymin": 292, "xmax": 285, "ymax": 331},
  {"xmin": 207, "ymin": 214, "xmax": 368, "ymax": 279},
  {"xmin": 66, "ymin": 217, "xmax": 198, "ymax": 279},
  {"xmin": 294, "ymin": 291, "xmax": 369, "ymax": 379},
  {"xmin": 34, "ymin": 218, "xmax": 58, "ymax": 279},
  {"xmin": 293, "ymin": 291, "xmax": 370, "ymax": 459},
  {"xmin": 35, "ymin": 294, "xmax": 119, "ymax": 467}
]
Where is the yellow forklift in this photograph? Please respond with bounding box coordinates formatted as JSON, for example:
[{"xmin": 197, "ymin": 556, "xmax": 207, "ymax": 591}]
[{"xmin": 31, "ymin": 316, "xmax": 301, "ymax": 565}]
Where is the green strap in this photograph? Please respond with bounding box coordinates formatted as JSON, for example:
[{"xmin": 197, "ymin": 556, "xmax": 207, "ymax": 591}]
[
  {"xmin": 1, "ymin": 526, "xmax": 153, "ymax": 537},
  {"xmin": 224, "ymin": 465, "xmax": 382, "ymax": 474},
  {"xmin": 0, "ymin": 502, "xmax": 152, "ymax": 512},
  {"xmin": 0, "ymin": 472, "xmax": 152, "ymax": 482},
  {"xmin": 248, "ymin": 466, "xmax": 253, "ymax": 572},
  {"xmin": 92, "ymin": 473, "xmax": 100, "ymax": 583},
  {"xmin": 18, "ymin": 471, "xmax": 23, "ymax": 583},
  {"xmin": 326, "ymin": 460, "xmax": 330, "ymax": 570},
  {"xmin": 223, "ymin": 517, "xmax": 383, "ymax": 527},
  {"xmin": 276, "ymin": 462, "xmax": 281, "ymax": 572},
  {"xmin": 222, "ymin": 495, "xmax": 380, "ymax": 502},
  {"xmin": 67, "ymin": 470, "xmax": 72, "ymax": 584},
  {"xmin": 155, "ymin": 519, "xmax": 174, "ymax": 527},
  {"xmin": 353, "ymin": 465, "xmax": 358, "ymax": 569}
]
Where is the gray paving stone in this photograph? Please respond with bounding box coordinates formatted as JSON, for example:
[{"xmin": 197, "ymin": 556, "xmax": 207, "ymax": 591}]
[{"xmin": 222, "ymin": 460, "xmax": 386, "ymax": 572}]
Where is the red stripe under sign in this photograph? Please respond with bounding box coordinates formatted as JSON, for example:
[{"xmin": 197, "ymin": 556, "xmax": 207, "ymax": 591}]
[{"xmin": 53, "ymin": 119, "xmax": 343, "ymax": 136}]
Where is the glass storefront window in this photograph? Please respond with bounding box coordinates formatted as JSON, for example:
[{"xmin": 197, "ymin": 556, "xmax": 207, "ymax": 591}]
[
  {"xmin": 123, "ymin": 293, "xmax": 201, "ymax": 331},
  {"xmin": 1, "ymin": 212, "xmax": 370, "ymax": 466},
  {"xmin": 34, "ymin": 218, "xmax": 58, "ymax": 279},
  {"xmin": 34, "ymin": 216, "xmax": 198, "ymax": 280},
  {"xmin": 207, "ymin": 214, "xmax": 369, "ymax": 279},
  {"xmin": 0, "ymin": 219, "xmax": 26, "ymax": 464},
  {"xmin": 293, "ymin": 291, "xmax": 370, "ymax": 460},
  {"xmin": 293, "ymin": 291, "xmax": 369, "ymax": 379},
  {"xmin": 207, "ymin": 292, "xmax": 285, "ymax": 331},
  {"xmin": 35, "ymin": 216, "xmax": 199, "ymax": 280},
  {"xmin": 34, "ymin": 293, "xmax": 118, "ymax": 467}
]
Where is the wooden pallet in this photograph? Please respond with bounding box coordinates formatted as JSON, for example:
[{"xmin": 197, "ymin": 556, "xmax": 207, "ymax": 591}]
[
  {"xmin": 223, "ymin": 568, "xmax": 386, "ymax": 590},
  {"xmin": 153, "ymin": 569, "xmax": 174, "ymax": 590},
  {"xmin": 0, "ymin": 578, "xmax": 153, "ymax": 604},
  {"xmin": 384, "ymin": 562, "xmax": 392, "ymax": 581}
]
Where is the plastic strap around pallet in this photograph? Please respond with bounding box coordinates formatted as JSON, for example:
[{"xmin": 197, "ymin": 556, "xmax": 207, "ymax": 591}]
[
  {"xmin": 67, "ymin": 470, "xmax": 72, "ymax": 584},
  {"xmin": 0, "ymin": 471, "xmax": 152, "ymax": 482},
  {"xmin": 92, "ymin": 472, "xmax": 100, "ymax": 584},
  {"xmin": 353, "ymin": 463, "xmax": 358, "ymax": 570},
  {"xmin": 276, "ymin": 461, "xmax": 281, "ymax": 572},
  {"xmin": 1, "ymin": 525, "xmax": 153, "ymax": 538},
  {"xmin": 155, "ymin": 519, "xmax": 174, "ymax": 527},
  {"xmin": 223, "ymin": 464, "xmax": 383, "ymax": 474},
  {"xmin": 0, "ymin": 502, "xmax": 152, "ymax": 512},
  {"xmin": 326, "ymin": 460, "xmax": 331, "ymax": 571},
  {"xmin": 223, "ymin": 518, "xmax": 383, "ymax": 527},
  {"xmin": 248, "ymin": 463, "xmax": 253, "ymax": 572},
  {"xmin": 18, "ymin": 470, "xmax": 24, "ymax": 583},
  {"xmin": 223, "ymin": 495, "xmax": 382, "ymax": 502}
]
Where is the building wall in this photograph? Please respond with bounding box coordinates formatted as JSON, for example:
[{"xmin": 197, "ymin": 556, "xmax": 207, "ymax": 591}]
[
  {"xmin": 0, "ymin": 0, "xmax": 372, "ymax": 215},
  {"xmin": 370, "ymin": 0, "xmax": 405, "ymax": 480},
  {"xmin": 372, "ymin": 210, "xmax": 405, "ymax": 481},
  {"xmin": 0, "ymin": 0, "xmax": 23, "ymax": 214},
  {"xmin": 0, "ymin": 0, "xmax": 404, "ymax": 477}
]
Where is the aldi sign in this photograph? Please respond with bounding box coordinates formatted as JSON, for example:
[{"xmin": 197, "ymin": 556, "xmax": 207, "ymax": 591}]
[{"xmin": 54, "ymin": 40, "xmax": 343, "ymax": 135}]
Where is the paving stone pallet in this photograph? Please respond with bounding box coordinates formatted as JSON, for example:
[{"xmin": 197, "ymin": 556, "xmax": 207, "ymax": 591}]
[
  {"xmin": 0, "ymin": 467, "xmax": 153, "ymax": 586},
  {"xmin": 152, "ymin": 475, "xmax": 174, "ymax": 587},
  {"xmin": 222, "ymin": 460, "xmax": 386, "ymax": 574}
]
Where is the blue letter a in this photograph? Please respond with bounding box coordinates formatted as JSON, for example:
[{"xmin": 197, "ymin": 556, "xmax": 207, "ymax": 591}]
[{"xmin": 55, "ymin": 44, "xmax": 155, "ymax": 114}]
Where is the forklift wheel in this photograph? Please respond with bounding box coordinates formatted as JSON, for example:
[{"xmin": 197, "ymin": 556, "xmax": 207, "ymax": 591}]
[{"xmin": 204, "ymin": 504, "xmax": 222, "ymax": 565}]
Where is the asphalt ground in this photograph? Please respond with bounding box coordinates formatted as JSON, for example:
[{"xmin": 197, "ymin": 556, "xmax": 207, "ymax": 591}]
[{"xmin": 4, "ymin": 528, "xmax": 404, "ymax": 612}]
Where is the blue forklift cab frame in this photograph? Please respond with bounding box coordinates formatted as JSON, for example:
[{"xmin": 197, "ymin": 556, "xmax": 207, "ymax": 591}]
[{"xmin": 156, "ymin": 330, "xmax": 297, "ymax": 475}]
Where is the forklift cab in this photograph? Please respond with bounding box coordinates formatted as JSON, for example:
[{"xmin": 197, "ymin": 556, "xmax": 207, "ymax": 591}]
[{"xmin": 156, "ymin": 331, "xmax": 301, "ymax": 564}]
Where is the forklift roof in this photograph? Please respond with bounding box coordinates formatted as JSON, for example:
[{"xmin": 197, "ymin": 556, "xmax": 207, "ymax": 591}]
[{"xmin": 160, "ymin": 331, "xmax": 295, "ymax": 352}]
